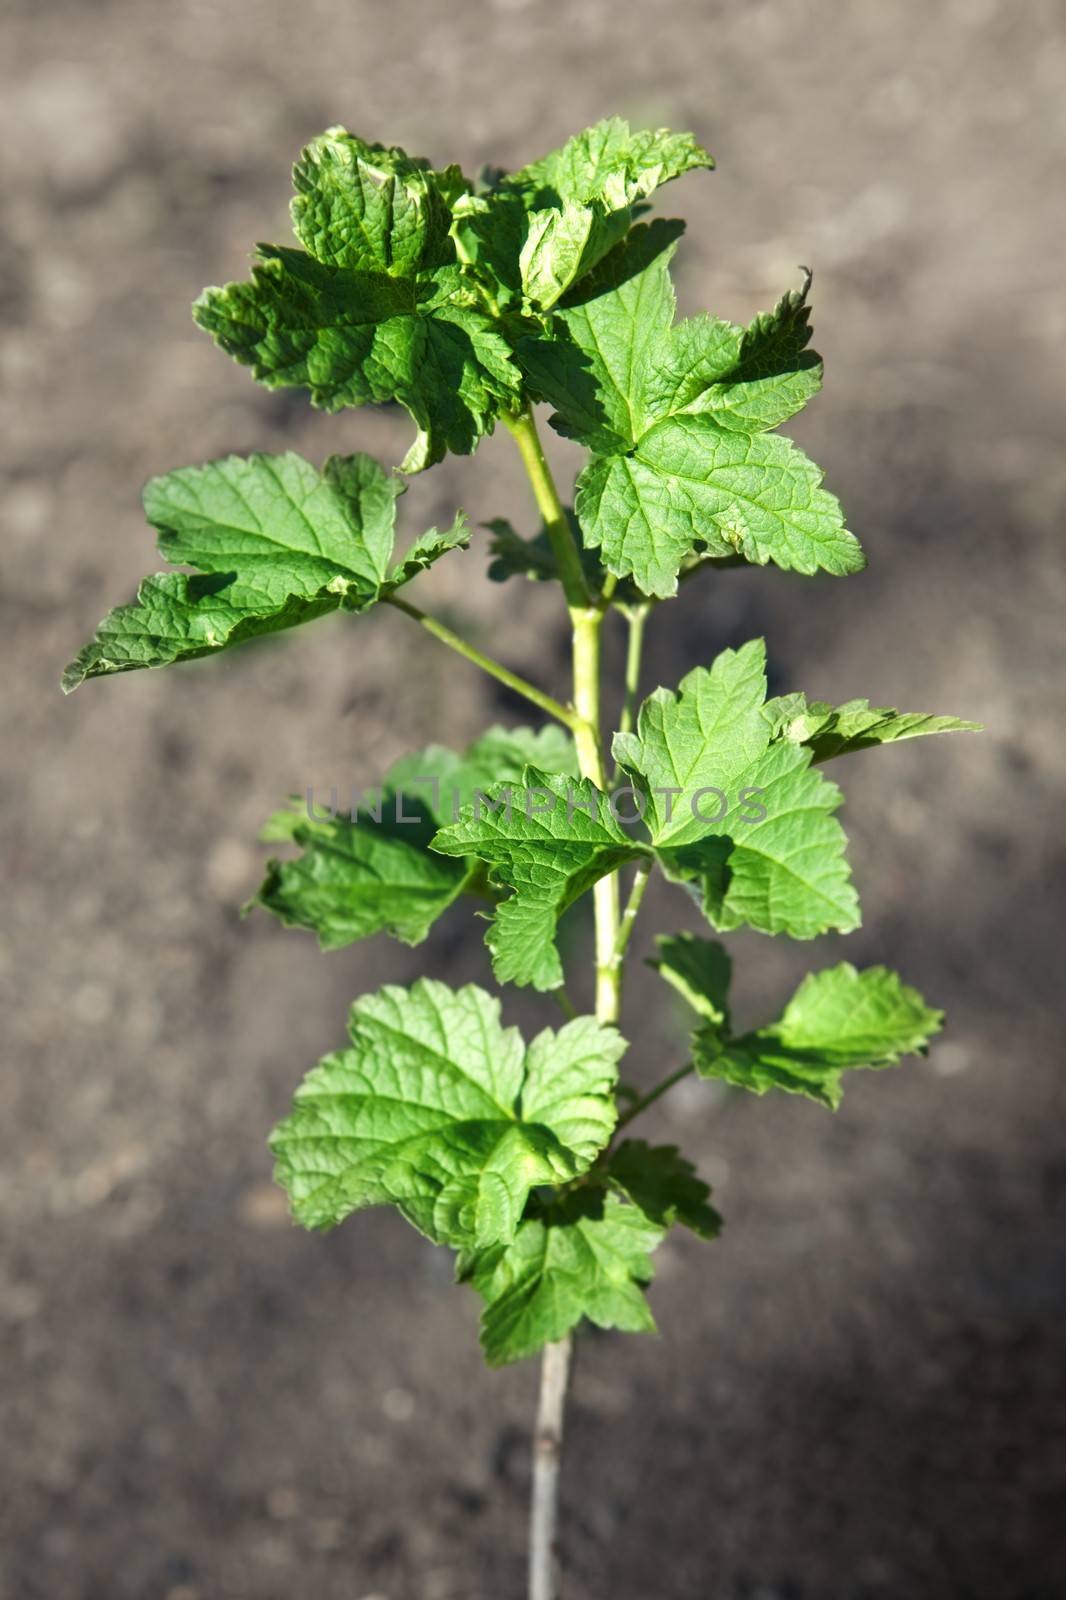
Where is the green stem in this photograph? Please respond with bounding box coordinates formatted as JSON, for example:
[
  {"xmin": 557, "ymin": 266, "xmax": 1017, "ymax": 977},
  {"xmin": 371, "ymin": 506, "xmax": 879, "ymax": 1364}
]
[
  {"xmin": 505, "ymin": 396, "xmax": 640, "ymax": 1600},
  {"xmin": 612, "ymin": 602, "xmax": 650, "ymax": 781},
  {"xmin": 678, "ymin": 552, "xmax": 748, "ymax": 583},
  {"xmin": 614, "ymin": 1061, "xmax": 694, "ymax": 1133},
  {"xmin": 503, "ymin": 407, "xmax": 591, "ymax": 610},
  {"xmin": 612, "ymin": 860, "xmax": 652, "ymax": 965},
  {"xmin": 571, "ymin": 603, "xmax": 620, "ymax": 1022},
  {"xmin": 552, "ymin": 988, "xmax": 579, "ymax": 1022},
  {"xmin": 383, "ymin": 594, "xmax": 582, "ymax": 735},
  {"xmin": 509, "ymin": 406, "xmax": 623, "ymax": 1600}
]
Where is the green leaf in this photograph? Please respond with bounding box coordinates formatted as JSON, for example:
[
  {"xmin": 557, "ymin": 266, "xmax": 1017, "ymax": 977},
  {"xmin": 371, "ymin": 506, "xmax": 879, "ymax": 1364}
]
[
  {"xmin": 764, "ymin": 692, "xmax": 983, "ymax": 761},
  {"xmin": 648, "ymin": 932, "xmax": 732, "ymax": 1036},
  {"xmin": 695, "ymin": 963, "xmax": 943, "ymax": 1108},
  {"xmin": 290, "ymin": 128, "xmax": 454, "ymax": 276},
  {"xmin": 194, "ymin": 129, "xmax": 522, "ymax": 471},
  {"xmin": 62, "ymin": 574, "xmax": 331, "ymax": 694},
  {"xmin": 431, "ymin": 769, "xmax": 645, "ymax": 990},
  {"xmin": 484, "ymin": 510, "xmax": 644, "ymax": 601},
  {"xmin": 270, "ymin": 980, "xmax": 625, "ymax": 1243},
  {"xmin": 253, "ymin": 726, "xmax": 577, "ymax": 949},
  {"xmin": 484, "ymin": 511, "xmax": 604, "ymax": 590},
  {"xmin": 606, "ymin": 1140, "xmax": 722, "ymax": 1239},
  {"xmin": 509, "ymin": 118, "xmax": 713, "ymax": 211},
  {"xmin": 459, "ymin": 1189, "xmax": 662, "ymax": 1366},
  {"xmin": 382, "ymin": 725, "xmax": 580, "ymax": 825},
  {"xmin": 449, "ymin": 190, "xmax": 529, "ymax": 311},
  {"xmin": 453, "ymin": 119, "xmax": 710, "ymax": 316},
  {"xmin": 578, "ymin": 415, "xmax": 863, "ymax": 598},
  {"xmin": 388, "ymin": 514, "xmax": 472, "ymax": 587},
  {"xmin": 760, "ymin": 690, "xmax": 833, "ymax": 743},
  {"xmin": 689, "ymin": 271, "xmax": 822, "ymax": 433},
  {"xmin": 520, "ymin": 222, "xmax": 861, "ymax": 596},
  {"xmin": 666, "ymin": 744, "xmax": 859, "ymax": 939},
  {"xmin": 520, "ymin": 220, "xmax": 687, "ymax": 451},
  {"xmin": 62, "ymin": 452, "xmax": 466, "ymax": 691},
  {"xmin": 254, "ymin": 800, "xmax": 471, "ymax": 950},
  {"xmin": 485, "ymin": 517, "xmax": 560, "ymax": 583},
  {"xmin": 517, "ymin": 200, "xmax": 631, "ymax": 312},
  {"xmin": 612, "ymin": 636, "xmax": 770, "ymax": 843},
  {"xmin": 613, "ymin": 639, "xmax": 860, "ymax": 939}
]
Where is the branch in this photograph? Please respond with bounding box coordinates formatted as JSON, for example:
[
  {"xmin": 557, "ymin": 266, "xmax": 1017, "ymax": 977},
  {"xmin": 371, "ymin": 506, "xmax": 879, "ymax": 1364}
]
[
  {"xmin": 528, "ymin": 1334, "xmax": 574, "ymax": 1600},
  {"xmin": 382, "ymin": 594, "xmax": 585, "ymax": 736},
  {"xmin": 613, "ymin": 1061, "xmax": 695, "ymax": 1134},
  {"xmin": 503, "ymin": 408, "xmax": 592, "ymax": 610},
  {"xmin": 507, "ymin": 400, "xmax": 616, "ymax": 1600},
  {"xmin": 612, "ymin": 859, "xmax": 652, "ymax": 965},
  {"xmin": 611, "ymin": 602, "xmax": 650, "ymax": 781}
]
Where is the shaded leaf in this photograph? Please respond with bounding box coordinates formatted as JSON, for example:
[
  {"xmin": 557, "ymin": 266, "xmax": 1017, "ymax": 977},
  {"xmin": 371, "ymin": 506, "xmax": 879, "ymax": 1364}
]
[
  {"xmin": 606, "ymin": 1140, "xmax": 722, "ymax": 1239},
  {"xmin": 254, "ymin": 726, "xmax": 577, "ymax": 949},
  {"xmin": 695, "ymin": 963, "xmax": 943, "ymax": 1108},
  {"xmin": 459, "ymin": 1189, "xmax": 662, "ymax": 1365},
  {"xmin": 648, "ymin": 932, "xmax": 732, "ymax": 1036}
]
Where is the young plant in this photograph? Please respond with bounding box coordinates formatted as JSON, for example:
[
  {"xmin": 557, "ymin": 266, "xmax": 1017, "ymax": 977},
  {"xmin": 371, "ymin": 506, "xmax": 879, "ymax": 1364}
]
[{"xmin": 65, "ymin": 119, "xmax": 978, "ymax": 1598}]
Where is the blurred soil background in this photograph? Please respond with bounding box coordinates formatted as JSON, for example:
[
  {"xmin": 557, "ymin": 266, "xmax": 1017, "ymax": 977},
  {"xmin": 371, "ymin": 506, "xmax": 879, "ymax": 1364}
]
[{"xmin": 2, "ymin": 1, "xmax": 1065, "ymax": 1596}]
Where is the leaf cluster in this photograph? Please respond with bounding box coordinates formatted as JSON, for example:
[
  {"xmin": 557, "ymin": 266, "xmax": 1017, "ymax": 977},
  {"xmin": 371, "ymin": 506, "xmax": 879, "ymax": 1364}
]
[{"xmin": 63, "ymin": 119, "xmax": 979, "ymax": 1367}]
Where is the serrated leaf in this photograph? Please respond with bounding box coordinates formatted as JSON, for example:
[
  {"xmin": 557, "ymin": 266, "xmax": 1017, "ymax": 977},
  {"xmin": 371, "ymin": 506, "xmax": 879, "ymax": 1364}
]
[
  {"xmin": 194, "ymin": 129, "xmax": 522, "ymax": 471},
  {"xmin": 518, "ymin": 200, "xmax": 630, "ymax": 312},
  {"xmin": 454, "ymin": 119, "xmax": 710, "ymax": 317},
  {"xmin": 383, "ymin": 725, "xmax": 580, "ymax": 825},
  {"xmin": 459, "ymin": 1189, "xmax": 662, "ymax": 1366},
  {"xmin": 509, "ymin": 118, "xmax": 713, "ymax": 211},
  {"xmin": 695, "ymin": 963, "xmax": 943, "ymax": 1108},
  {"xmin": 760, "ymin": 691, "xmax": 834, "ymax": 743},
  {"xmin": 764, "ymin": 692, "xmax": 983, "ymax": 761},
  {"xmin": 270, "ymin": 981, "xmax": 624, "ymax": 1243},
  {"xmin": 614, "ymin": 639, "xmax": 860, "ymax": 939},
  {"xmin": 291, "ymin": 128, "xmax": 454, "ymax": 276},
  {"xmin": 431, "ymin": 769, "xmax": 645, "ymax": 990},
  {"xmin": 449, "ymin": 190, "xmax": 528, "ymax": 312},
  {"xmin": 254, "ymin": 726, "xmax": 577, "ymax": 950},
  {"xmin": 689, "ymin": 271, "xmax": 822, "ymax": 433},
  {"xmin": 649, "ymin": 932, "xmax": 732, "ymax": 1036},
  {"xmin": 664, "ymin": 743, "xmax": 859, "ymax": 939},
  {"xmin": 63, "ymin": 452, "xmax": 465, "ymax": 691},
  {"xmin": 62, "ymin": 574, "xmax": 332, "ymax": 694},
  {"xmin": 388, "ymin": 513, "xmax": 471, "ymax": 586},
  {"xmin": 520, "ymin": 223, "xmax": 861, "ymax": 596},
  {"xmin": 484, "ymin": 512, "xmax": 596, "ymax": 587},
  {"xmin": 484, "ymin": 517, "xmax": 560, "ymax": 583},
  {"xmin": 519, "ymin": 219, "xmax": 686, "ymax": 451},
  {"xmin": 255, "ymin": 800, "xmax": 471, "ymax": 950},
  {"xmin": 578, "ymin": 415, "xmax": 863, "ymax": 598},
  {"xmin": 605, "ymin": 1140, "xmax": 722, "ymax": 1239}
]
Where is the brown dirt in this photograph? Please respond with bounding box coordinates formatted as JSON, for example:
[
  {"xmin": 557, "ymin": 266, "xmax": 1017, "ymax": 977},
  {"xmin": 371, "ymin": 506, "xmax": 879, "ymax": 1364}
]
[{"xmin": 2, "ymin": 2, "xmax": 1064, "ymax": 1596}]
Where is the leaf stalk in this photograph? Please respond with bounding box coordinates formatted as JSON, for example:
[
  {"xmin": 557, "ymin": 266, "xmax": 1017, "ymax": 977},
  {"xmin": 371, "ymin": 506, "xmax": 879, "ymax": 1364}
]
[
  {"xmin": 614, "ymin": 1061, "xmax": 695, "ymax": 1134},
  {"xmin": 383, "ymin": 594, "xmax": 585, "ymax": 736},
  {"xmin": 503, "ymin": 407, "xmax": 592, "ymax": 610}
]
